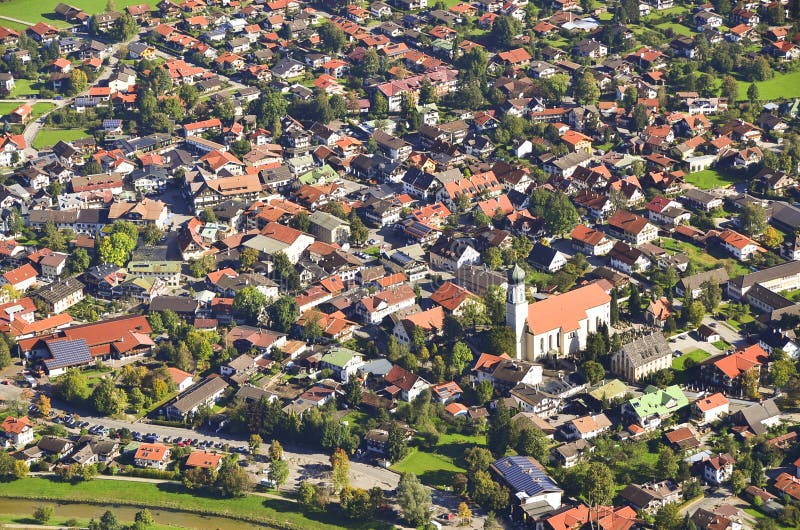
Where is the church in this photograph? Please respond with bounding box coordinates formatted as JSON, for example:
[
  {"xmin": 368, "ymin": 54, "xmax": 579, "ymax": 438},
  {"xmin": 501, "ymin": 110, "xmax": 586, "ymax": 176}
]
[{"xmin": 506, "ymin": 264, "xmax": 611, "ymax": 361}]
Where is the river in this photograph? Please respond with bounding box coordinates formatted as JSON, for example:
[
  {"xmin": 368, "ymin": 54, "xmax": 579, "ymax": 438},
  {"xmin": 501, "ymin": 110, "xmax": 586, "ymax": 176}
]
[{"xmin": 0, "ymin": 498, "xmax": 267, "ymax": 529}]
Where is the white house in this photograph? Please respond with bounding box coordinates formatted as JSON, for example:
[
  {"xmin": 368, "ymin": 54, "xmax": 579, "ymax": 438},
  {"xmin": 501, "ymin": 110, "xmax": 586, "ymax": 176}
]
[
  {"xmin": 560, "ymin": 413, "xmax": 612, "ymax": 441},
  {"xmin": 133, "ymin": 443, "xmax": 171, "ymax": 470},
  {"xmin": 1, "ymin": 416, "xmax": 34, "ymax": 448},
  {"xmin": 692, "ymin": 392, "xmax": 729, "ymax": 424},
  {"xmin": 702, "ymin": 453, "xmax": 734, "ymax": 485}
]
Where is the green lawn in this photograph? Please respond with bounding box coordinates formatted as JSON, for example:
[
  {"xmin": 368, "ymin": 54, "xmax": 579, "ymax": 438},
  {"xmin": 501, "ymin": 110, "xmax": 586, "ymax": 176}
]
[
  {"xmin": 655, "ymin": 22, "xmax": 692, "ymax": 36},
  {"xmin": 33, "ymin": 128, "xmax": 92, "ymax": 149},
  {"xmin": 0, "ymin": 0, "xmax": 147, "ymax": 27},
  {"xmin": 684, "ymin": 169, "xmax": 740, "ymax": 190},
  {"xmin": 737, "ymin": 70, "xmax": 800, "ymax": 102},
  {"xmin": 392, "ymin": 433, "xmax": 485, "ymax": 488},
  {"xmin": 6, "ymin": 78, "xmax": 40, "ymax": 99},
  {"xmin": 783, "ymin": 286, "xmax": 800, "ymax": 301},
  {"xmin": 744, "ymin": 508, "xmax": 793, "ymax": 530},
  {"xmin": 672, "ymin": 349, "xmax": 710, "ymax": 371},
  {"xmin": 0, "ymin": 19, "xmax": 30, "ymax": 31},
  {"xmin": 712, "ymin": 340, "xmax": 731, "ymax": 351},
  {"xmin": 0, "ymin": 513, "xmax": 187, "ymax": 530},
  {"xmin": 0, "ymin": 478, "xmax": 388, "ymax": 530},
  {"xmin": 726, "ymin": 313, "xmax": 754, "ymax": 331},
  {"xmin": 658, "ymin": 238, "xmax": 750, "ymax": 278}
]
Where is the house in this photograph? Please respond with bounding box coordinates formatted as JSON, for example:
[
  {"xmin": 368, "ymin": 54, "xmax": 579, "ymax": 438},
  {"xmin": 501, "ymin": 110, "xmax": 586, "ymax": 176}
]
[
  {"xmin": 319, "ymin": 347, "xmax": 364, "ymax": 383},
  {"xmin": 622, "ymin": 385, "xmax": 688, "ymax": 430},
  {"xmin": 611, "ymin": 332, "xmax": 673, "ymax": 382},
  {"xmin": 430, "ymin": 281, "xmax": 477, "ymax": 316},
  {"xmin": 392, "ymin": 306, "xmax": 445, "ymax": 346},
  {"xmin": 702, "ymin": 453, "xmax": 735, "ymax": 485},
  {"xmin": 356, "ymin": 285, "xmax": 416, "ymax": 324},
  {"xmin": 559, "ymin": 413, "xmax": 612, "ymax": 441},
  {"xmin": 609, "ymin": 242, "xmax": 651, "ymax": 275},
  {"xmin": 647, "ymin": 196, "xmax": 690, "ymax": 226},
  {"xmin": 428, "ymin": 237, "xmax": 480, "ymax": 272},
  {"xmin": 1, "ymin": 416, "xmax": 33, "ymax": 448},
  {"xmin": 551, "ymin": 438, "xmax": 592, "ymax": 468},
  {"xmin": 506, "ymin": 270, "xmax": 611, "ymax": 361},
  {"xmin": 490, "ymin": 456, "xmax": 562, "ymax": 522},
  {"xmin": 682, "ymin": 189, "xmax": 723, "ymax": 212},
  {"xmin": 431, "ymin": 381, "xmax": 463, "ymax": 403},
  {"xmin": 133, "ymin": 443, "xmax": 170, "ymax": 470},
  {"xmin": 718, "ymin": 230, "xmax": 763, "ymax": 261},
  {"xmin": 676, "ymin": 269, "xmax": 729, "ymax": 299},
  {"xmin": 165, "ymin": 374, "xmax": 229, "ymax": 420},
  {"xmin": 384, "ymin": 364, "xmax": 429, "ymax": 402},
  {"xmin": 620, "ymin": 481, "xmax": 682, "ymax": 513},
  {"xmin": 482, "ymin": 359, "xmax": 543, "ymax": 393},
  {"xmin": 168, "ymin": 367, "xmax": 194, "ymax": 393},
  {"xmin": 730, "ymin": 399, "xmax": 780, "ymax": 436},
  {"xmin": 34, "ymin": 277, "xmax": 85, "ymax": 314},
  {"xmin": 700, "ymin": 345, "xmax": 768, "ymax": 394},
  {"xmin": 645, "ymin": 297, "xmax": 673, "ymax": 328},
  {"xmin": 607, "ymin": 210, "xmax": 658, "ymax": 245},
  {"xmin": 727, "ymin": 261, "xmax": 800, "ymax": 300},
  {"xmin": 528, "ymin": 243, "xmax": 568, "ymax": 272},
  {"xmin": 571, "ymin": 224, "xmax": 613, "ymax": 256},
  {"xmin": 185, "ymin": 451, "xmax": 223, "ymax": 470},
  {"xmin": 2, "ymin": 263, "xmax": 38, "ymax": 292},
  {"xmin": 308, "ymin": 211, "xmax": 350, "ymax": 245}
]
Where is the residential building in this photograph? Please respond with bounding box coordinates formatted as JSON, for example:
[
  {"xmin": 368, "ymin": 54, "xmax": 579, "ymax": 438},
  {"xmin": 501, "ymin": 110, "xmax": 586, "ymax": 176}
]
[
  {"xmin": 622, "ymin": 385, "xmax": 688, "ymax": 430},
  {"xmin": 611, "ymin": 332, "xmax": 673, "ymax": 382},
  {"xmin": 133, "ymin": 443, "xmax": 170, "ymax": 469}
]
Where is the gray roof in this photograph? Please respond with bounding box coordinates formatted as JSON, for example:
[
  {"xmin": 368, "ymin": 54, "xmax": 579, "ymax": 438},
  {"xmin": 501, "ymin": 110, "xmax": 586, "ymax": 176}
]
[
  {"xmin": 35, "ymin": 277, "xmax": 84, "ymax": 304},
  {"xmin": 491, "ymin": 456, "xmax": 562, "ymax": 496},
  {"xmin": 309, "ymin": 210, "xmax": 349, "ymax": 232},
  {"xmin": 169, "ymin": 375, "xmax": 229, "ymax": 415},
  {"xmin": 729, "ymin": 260, "xmax": 800, "ymax": 291},
  {"xmin": 737, "ymin": 399, "xmax": 780, "ymax": 435},
  {"xmin": 677, "ymin": 268, "xmax": 729, "ymax": 293},
  {"xmin": 616, "ymin": 332, "xmax": 671, "ymax": 368}
]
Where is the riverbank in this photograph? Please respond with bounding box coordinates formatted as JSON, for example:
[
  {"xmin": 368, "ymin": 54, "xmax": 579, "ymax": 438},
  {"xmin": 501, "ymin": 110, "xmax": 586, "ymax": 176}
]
[{"xmin": 0, "ymin": 478, "xmax": 390, "ymax": 530}]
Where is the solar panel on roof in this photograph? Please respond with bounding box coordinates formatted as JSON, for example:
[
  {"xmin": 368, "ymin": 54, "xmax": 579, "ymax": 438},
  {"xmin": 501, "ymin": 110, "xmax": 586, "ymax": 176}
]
[{"xmin": 44, "ymin": 339, "xmax": 91, "ymax": 370}]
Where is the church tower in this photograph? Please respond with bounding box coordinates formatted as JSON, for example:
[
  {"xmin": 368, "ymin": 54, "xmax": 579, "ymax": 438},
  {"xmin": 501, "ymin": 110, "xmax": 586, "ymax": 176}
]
[{"xmin": 506, "ymin": 263, "xmax": 528, "ymax": 360}]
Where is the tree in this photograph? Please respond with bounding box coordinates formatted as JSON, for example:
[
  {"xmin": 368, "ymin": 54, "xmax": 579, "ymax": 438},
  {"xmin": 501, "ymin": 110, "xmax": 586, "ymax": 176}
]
[
  {"xmin": 68, "ymin": 69, "xmax": 88, "ymax": 96},
  {"xmin": 269, "ymin": 458, "xmax": 289, "ymax": 488},
  {"xmin": 386, "ymin": 421, "xmax": 409, "ymax": 463},
  {"xmin": 488, "ymin": 326, "xmax": 516, "ymax": 357},
  {"xmin": 397, "ymin": 473, "xmax": 432, "ymax": 527},
  {"xmin": 656, "ymin": 446, "xmax": 678, "ymax": 479},
  {"xmin": 233, "ymin": 286, "xmax": 267, "ymax": 323},
  {"xmin": 67, "ymin": 248, "xmax": 91, "ymax": 274},
  {"xmin": 542, "ymin": 192, "xmax": 579, "ymax": 236},
  {"xmin": 112, "ymin": 13, "xmax": 138, "ymax": 41},
  {"xmin": 37, "ymin": 394, "xmax": 51, "ymax": 416},
  {"xmin": 687, "ymin": 300, "xmax": 705, "ymax": 328},
  {"xmin": 135, "ymin": 509, "xmax": 154, "ymax": 527},
  {"xmin": 33, "ymin": 506, "xmax": 53, "ymax": 524},
  {"xmin": 342, "ymin": 378, "xmax": 362, "ymax": 409},
  {"xmin": 289, "ymin": 212, "xmax": 311, "ymax": 232},
  {"xmin": 267, "ymin": 296, "xmax": 299, "ymax": 333},
  {"xmin": 515, "ymin": 427, "xmax": 549, "ymax": 461},
  {"xmin": 271, "ymin": 251, "xmax": 300, "ymax": 291},
  {"xmin": 581, "ymin": 361, "xmax": 605, "ymax": 385},
  {"xmin": 449, "ymin": 341, "xmax": 473, "ymax": 376},
  {"xmin": 770, "ymin": 359, "xmax": 797, "ymax": 388},
  {"xmin": 142, "ymin": 225, "xmax": 164, "ymax": 246},
  {"xmin": 329, "ymin": 448, "xmax": 351, "ymax": 494},
  {"xmin": 487, "ymin": 401, "xmax": 512, "ymax": 456},
  {"xmin": 721, "ymin": 76, "xmax": 739, "ymax": 104},
  {"xmin": 458, "ymin": 502, "xmax": 472, "ymax": 526},
  {"xmin": 740, "ymin": 204, "xmax": 767, "ymax": 236},
  {"xmin": 0, "ymin": 341, "xmax": 11, "ymax": 370},
  {"xmin": 471, "ymin": 470, "xmax": 509, "ymax": 511},
  {"xmin": 55, "ymin": 368, "xmax": 90, "ymax": 402},
  {"xmin": 349, "ymin": 212, "xmax": 368, "ymax": 246},
  {"xmin": 298, "ymin": 481, "xmax": 318, "ymax": 509},
  {"xmin": 216, "ymin": 460, "xmax": 251, "ymax": 497},
  {"xmin": 731, "ymin": 469, "xmax": 747, "ymax": 494},
  {"xmin": 239, "ymin": 247, "xmax": 260, "ymax": 271},
  {"xmin": 699, "ymin": 280, "xmax": 722, "ymax": 312},
  {"xmin": 583, "ymin": 462, "xmax": 616, "ymax": 507},
  {"xmin": 483, "ymin": 247, "xmax": 503, "ymax": 270},
  {"xmin": 319, "ymin": 20, "xmax": 347, "ymax": 52},
  {"xmin": 490, "ymin": 16, "xmax": 522, "ymax": 47},
  {"xmin": 249, "ymin": 434, "xmax": 262, "ymax": 454},
  {"xmin": 574, "ymin": 71, "xmax": 600, "ymax": 104},
  {"xmin": 188, "ymin": 255, "xmax": 216, "ymax": 278},
  {"xmin": 631, "ymin": 104, "xmax": 650, "ymax": 131},
  {"xmin": 654, "ymin": 504, "xmax": 681, "ymax": 530},
  {"xmin": 99, "ymin": 233, "xmax": 135, "ymax": 266},
  {"xmin": 762, "ymin": 226, "xmax": 782, "ymax": 249},
  {"xmin": 90, "ymin": 377, "xmax": 127, "ymax": 415},
  {"xmin": 747, "ymin": 82, "xmax": 760, "ymax": 104},
  {"xmin": 476, "ymin": 379, "xmax": 494, "ymax": 405}
]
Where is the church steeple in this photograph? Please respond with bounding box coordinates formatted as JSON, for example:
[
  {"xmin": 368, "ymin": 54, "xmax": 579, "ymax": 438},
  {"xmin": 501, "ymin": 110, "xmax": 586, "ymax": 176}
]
[{"xmin": 506, "ymin": 264, "xmax": 528, "ymax": 360}]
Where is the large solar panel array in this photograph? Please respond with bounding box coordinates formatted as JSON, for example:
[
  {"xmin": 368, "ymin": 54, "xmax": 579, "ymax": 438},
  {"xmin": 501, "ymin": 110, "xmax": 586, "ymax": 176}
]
[
  {"xmin": 494, "ymin": 456, "xmax": 560, "ymax": 496},
  {"xmin": 44, "ymin": 339, "xmax": 92, "ymax": 370}
]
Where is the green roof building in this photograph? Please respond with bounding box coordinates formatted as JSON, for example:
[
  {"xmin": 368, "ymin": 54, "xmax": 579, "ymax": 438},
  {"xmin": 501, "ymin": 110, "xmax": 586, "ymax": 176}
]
[
  {"xmin": 623, "ymin": 385, "xmax": 688, "ymax": 430},
  {"xmin": 319, "ymin": 347, "xmax": 363, "ymax": 383}
]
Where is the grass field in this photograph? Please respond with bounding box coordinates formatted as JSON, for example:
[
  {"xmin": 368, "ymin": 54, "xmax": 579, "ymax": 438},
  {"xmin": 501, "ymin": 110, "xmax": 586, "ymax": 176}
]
[
  {"xmin": 658, "ymin": 238, "xmax": 750, "ymax": 278},
  {"xmin": 0, "ymin": 101, "xmax": 52, "ymax": 121},
  {"xmin": 0, "ymin": 478, "xmax": 388, "ymax": 530},
  {"xmin": 33, "ymin": 128, "xmax": 92, "ymax": 149},
  {"xmin": 737, "ymin": 70, "xmax": 800, "ymax": 102},
  {"xmin": 655, "ymin": 22, "xmax": 692, "ymax": 36},
  {"xmin": 726, "ymin": 313, "xmax": 754, "ymax": 331},
  {"xmin": 672, "ymin": 349, "xmax": 710, "ymax": 371},
  {"xmin": 392, "ymin": 433, "xmax": 485, "ymax": 488},
  {"xmin": 0, "ymin": 513, "xmax": 187, "ymax": 530},
  {"xmin": 712, "ymin": 340, "xmax": 731, "ymax": 351},
  {"xmin": 0, "ymin": 0, "xmax": 147, "ymax": 27},
  {"xmin": 6, "ymin": 79, "xmax": 40, "ymax": 99},
  {"xmin": 684, "ymin": 169, "xmax": 739, "ymax": 190}
]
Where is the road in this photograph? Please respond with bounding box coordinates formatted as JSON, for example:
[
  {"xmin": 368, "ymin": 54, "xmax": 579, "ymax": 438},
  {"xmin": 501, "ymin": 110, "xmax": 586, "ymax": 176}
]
[{"xmin": 0, "ymin": 15, "xmax": 34, "ymax": 26}]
